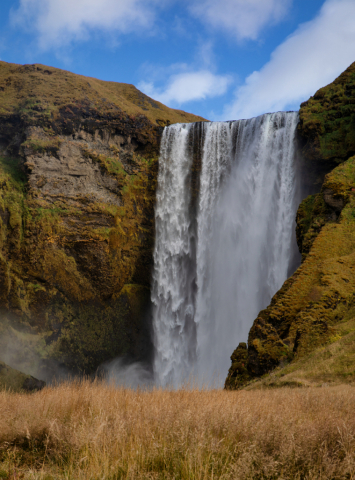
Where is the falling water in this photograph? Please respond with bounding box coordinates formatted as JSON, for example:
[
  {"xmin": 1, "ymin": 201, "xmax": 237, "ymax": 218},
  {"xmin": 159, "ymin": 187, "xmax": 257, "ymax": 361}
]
[{"xmin": 151, "ymin": 112, "xmax": 301, "ymax": 387}]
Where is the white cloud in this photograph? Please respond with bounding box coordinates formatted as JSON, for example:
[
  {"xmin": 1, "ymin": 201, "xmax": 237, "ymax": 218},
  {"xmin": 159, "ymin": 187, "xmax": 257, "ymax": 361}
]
[
  {"xmin": 189, "ymin": 0, "xmax": 292, "ymax": 41},
  {"xmin": 10, "ymin": 0, "xmax": 161, "ymax": 49},
  {"xmin": 223, "ymin": 0, "xmax": 355, "ymax": 120},
  {"xmin": 138, "ymin": 70, "xmax": 232, "ymax": 106}
]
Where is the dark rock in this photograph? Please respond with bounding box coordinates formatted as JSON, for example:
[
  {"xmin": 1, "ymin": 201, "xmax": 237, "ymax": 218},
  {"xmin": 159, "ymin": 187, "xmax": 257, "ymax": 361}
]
[
  {"xmin": 22, "ymin": 376, "xmax": 46, "ymax": 392},
  {"xmin": 225, "ymin": 342, "xmax": 250, "ymax": 390}
]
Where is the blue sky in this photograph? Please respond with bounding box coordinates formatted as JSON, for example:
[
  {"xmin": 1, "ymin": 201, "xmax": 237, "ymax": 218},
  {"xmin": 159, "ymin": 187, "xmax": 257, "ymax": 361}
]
[{"xmin": 1, "ymin": 0, "xmax": 355, "ymax": 121}]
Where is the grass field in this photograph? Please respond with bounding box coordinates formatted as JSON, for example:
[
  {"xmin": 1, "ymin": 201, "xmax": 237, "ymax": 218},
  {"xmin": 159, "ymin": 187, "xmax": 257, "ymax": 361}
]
[{"xmin": 0, "ymin": 381, "xmax": 355, "ymax": 479}]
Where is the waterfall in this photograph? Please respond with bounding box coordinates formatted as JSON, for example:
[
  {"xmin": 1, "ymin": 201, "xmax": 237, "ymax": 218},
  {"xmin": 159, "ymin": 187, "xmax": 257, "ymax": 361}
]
[{"xmin": 151, "ymin": 112, "xmax": 300, "ymax": 387}]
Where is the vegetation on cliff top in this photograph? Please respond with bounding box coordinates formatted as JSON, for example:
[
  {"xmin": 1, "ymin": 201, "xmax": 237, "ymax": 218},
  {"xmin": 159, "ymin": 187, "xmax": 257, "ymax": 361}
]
[
  {"xmin": 298, "ymin": 61, "xmax": 355, "ymax": 166},
  {"xmin": 0, "ymin": 61, "xmax": 206, "ymax": 127}
]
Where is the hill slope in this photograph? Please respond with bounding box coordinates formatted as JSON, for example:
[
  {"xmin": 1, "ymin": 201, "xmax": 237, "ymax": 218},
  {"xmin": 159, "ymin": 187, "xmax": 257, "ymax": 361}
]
[{"xmin": 0, "ymin": 61, "xmax": 206, "ymax": 127}]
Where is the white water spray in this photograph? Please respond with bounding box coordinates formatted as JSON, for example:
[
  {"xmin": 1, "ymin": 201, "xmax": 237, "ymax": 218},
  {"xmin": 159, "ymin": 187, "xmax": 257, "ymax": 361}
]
[{"xmin": 152, "ymin": 112, "xmax": 300, "ymax": 387}]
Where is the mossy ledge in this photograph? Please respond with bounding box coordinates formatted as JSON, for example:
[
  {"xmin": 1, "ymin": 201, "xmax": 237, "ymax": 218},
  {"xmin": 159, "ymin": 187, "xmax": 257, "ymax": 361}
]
[
  {"xmin": 0, "ymin": 60, "xmax": 205, "ymax": 380},
  {"xmin": 226, "ymin": 62, "xmax": 355, "ymax": 390}
]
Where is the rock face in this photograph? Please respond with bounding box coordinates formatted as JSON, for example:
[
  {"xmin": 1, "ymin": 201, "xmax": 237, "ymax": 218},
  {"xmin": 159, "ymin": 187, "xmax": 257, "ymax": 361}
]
[
  {"xmin": 225, "ymin": 62, "xmax": 355, "ymax": 389},
  {"xmin": 0, "ymin": 61, "xmax": 205, "ymax": 381}
]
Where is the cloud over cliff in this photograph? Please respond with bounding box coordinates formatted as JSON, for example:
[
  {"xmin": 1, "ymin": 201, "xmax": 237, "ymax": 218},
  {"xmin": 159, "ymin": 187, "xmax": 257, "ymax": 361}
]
[
  {"xmin": 139, "ymin": 70, "xmax": 232, "ymax": 106},
  {"xmin": 6, "ymin": 0, "xmax": 355, "ymax": 121},
  {"xmin": 222, "ymin": 0, "xmax": 355, "ymax": 120}
]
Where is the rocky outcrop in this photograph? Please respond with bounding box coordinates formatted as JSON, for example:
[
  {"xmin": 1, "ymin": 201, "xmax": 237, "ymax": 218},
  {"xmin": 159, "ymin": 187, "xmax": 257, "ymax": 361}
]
[
  {"xmin": 0, "ymin": 61, "xmax": 205, "ymax": 381},
  {"xmin": 0, "ymin": 361, "xmax": 45, "ymax": 392},
  {"xmin": 226, "ymin": 62, "xmax": 355, "ymax": 389}
]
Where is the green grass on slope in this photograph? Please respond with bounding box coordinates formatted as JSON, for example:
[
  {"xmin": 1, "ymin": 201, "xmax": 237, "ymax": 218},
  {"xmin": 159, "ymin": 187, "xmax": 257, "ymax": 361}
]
[{"xmin": 245, "ymin": 311, "xmax": 355, "ymax": 389}]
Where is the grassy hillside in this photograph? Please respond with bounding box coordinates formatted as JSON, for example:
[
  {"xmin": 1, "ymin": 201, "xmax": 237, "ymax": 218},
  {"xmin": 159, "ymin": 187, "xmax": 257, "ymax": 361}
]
[
  {"xmin": 0, "ymin": 61, "xmax": 206, "ymax": 127},
  {"xmin": 244, "ymin": 310, "xmax": 355, "ymax": 389}
]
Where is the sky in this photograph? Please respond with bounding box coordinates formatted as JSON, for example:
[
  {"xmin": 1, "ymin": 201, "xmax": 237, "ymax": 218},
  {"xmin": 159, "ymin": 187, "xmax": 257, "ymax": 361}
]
[{"xmin": 0, "ymin": 0, "xmax": 355, "ymax": 121}]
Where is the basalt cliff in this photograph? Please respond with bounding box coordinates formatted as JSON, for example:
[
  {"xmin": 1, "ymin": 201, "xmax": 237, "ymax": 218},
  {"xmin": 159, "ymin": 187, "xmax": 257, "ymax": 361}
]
[
  {"xmin": 226, "ymin": 61, "xmax": 355, "ymax": 389},
  {"xmin": 0, "ymin": 61, "xmax": 205, "ymax": 381}
]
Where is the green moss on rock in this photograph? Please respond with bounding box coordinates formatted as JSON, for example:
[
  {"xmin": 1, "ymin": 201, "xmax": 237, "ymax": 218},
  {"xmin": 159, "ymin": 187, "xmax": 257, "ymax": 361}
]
[
  {"xmin": 298, "ymin": 62, "xmax": 355, "ymax": 166},
  {"xmin": 296, "ymin": 193, "xmax": 328, "ymax": 260}
]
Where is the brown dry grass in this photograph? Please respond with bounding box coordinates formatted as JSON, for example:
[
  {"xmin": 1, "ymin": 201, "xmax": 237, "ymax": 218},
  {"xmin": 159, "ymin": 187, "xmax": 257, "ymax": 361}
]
[
  {"xmin": 0, "ymin": 61, "xmax": 206, "ymax": 126},
  {"xmin": 0, "ymin": 382, "xmax": 355, "ymax": 479}
]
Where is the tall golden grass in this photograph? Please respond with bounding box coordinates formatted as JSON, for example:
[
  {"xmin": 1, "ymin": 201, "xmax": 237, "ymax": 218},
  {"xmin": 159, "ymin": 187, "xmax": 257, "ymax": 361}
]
[{"xmin": 0, "ymin": 381, "xmax": 354, "ymax": 479}]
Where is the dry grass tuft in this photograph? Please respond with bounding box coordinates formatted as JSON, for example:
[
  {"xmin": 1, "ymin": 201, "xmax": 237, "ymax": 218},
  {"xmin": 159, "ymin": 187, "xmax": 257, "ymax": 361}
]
[{"xmin": 0, "ymin": 381, "xmax": 355, "ymax": 479}]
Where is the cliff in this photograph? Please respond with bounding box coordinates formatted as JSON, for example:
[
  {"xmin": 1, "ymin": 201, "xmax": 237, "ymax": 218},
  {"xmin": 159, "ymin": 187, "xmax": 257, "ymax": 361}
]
[
  {"xmin": 0, "ymin": 61, "xmax": 205, "ymax": 381},
  {"xmin": 226, "ymin": 61, "xmax": 355, "ymax": 389}
]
